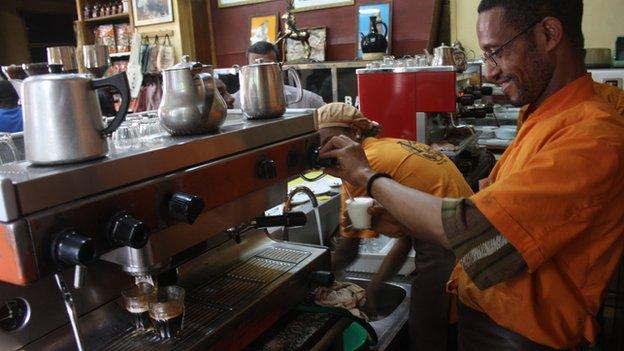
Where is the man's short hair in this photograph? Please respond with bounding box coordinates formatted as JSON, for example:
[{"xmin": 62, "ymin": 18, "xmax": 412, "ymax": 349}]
[
  {"xmin": 0, "ymin": 81, "xmax": 19, "ymax": 109},
  {"xmin": 246, "ymin": 41, "xmax": 279, "ymax": 60},
  {"xmin": 478, "ymin": 0, "xmax": 584, "ymax": 54}
]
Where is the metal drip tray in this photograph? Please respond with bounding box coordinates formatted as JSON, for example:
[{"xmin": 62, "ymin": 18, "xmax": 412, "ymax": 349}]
[
  {"xmin": 100, "ymin": 303, "xmax": 224, "ymax": 351},
  {"xmin": 96, "ymin": 247, "xmax": 318, "ymax": 351}
]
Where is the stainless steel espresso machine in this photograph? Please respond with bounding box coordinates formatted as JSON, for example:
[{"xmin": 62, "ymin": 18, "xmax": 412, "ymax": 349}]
[{"xmin": 0, "ymin": 111, "xmax": 330, "ymax": 350}]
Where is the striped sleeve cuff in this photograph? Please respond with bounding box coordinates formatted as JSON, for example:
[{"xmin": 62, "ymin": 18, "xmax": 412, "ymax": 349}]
[{"xmin": 441, "ymin": 198, "xmax": 527, "ymax": 290}]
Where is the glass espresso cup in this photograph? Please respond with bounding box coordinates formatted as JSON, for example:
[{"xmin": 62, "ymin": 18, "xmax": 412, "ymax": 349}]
[
  {"xmin": 121, "ymin": 282, "xmax": 155, "ymax": 331},
  {"xmin": 148, "ymin": 285, "xmax": 185, "ymax": 339}
]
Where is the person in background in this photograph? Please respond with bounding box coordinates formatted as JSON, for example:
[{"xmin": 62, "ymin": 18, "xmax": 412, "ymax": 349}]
[
  {"xmin": 216, "ymin": 78, "xmax": 235, "ymax": 109},
  {"xmin": 321, "ymin": 0, "xmax": 624, "ymax": 349},
  {"xmin": 320, "ymin": 103, "xmax": 473, "ymax": 350},
  {"xmin": 232, "ymin": 41, "xmax": 325, "ymax": 109},
  {"xmin": 0, "ymin": 80, "xmax": 23, "ymax": 133}
]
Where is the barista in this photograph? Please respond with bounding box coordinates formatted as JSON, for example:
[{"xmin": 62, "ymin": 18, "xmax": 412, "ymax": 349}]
[
  {"xmin": 232, "ymin": 41, "xmax": 326, "ymax": 109},
  {"xmin": 319, "ymin": 103, "xmax": 473, "ymax": 350},
  {"xmin": 320, "ymin": 0, "xmax": 624, "ymax": 349}
]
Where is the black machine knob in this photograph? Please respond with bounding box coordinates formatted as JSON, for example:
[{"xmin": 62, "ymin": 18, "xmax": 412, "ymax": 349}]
[
  {"xmin": 108, "ymin": 212, "xmax": 149, "ymax": 249},
  {"xmin": 310, "ymin": 146, "xmax": 338, "ymax": 169},
  {"xmin": 309, "ymin": 271, "xmax": 335, "ymax": 288},
  {"xmin": 480, "ymin": 86, "xmax": 494, "ymax": 96},
  {"xmin": 169, "ymin": 192, "xmax": 205, "ymax": 224},
  {"xmin": 257, "ymin": 159, "xmax": 277, "ymax": 179},
  {"xmin": 51, "ymin": 230, "xmax": 97, "ymax": 267},
  {"xmin": 457, "ymin": 94, "xmax": 476, "ymax": 106}
]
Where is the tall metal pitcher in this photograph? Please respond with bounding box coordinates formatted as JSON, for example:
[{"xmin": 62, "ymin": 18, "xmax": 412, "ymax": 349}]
[{"xmin": 236, "ymin": 60, "xmax": 303, "ymax": 119}]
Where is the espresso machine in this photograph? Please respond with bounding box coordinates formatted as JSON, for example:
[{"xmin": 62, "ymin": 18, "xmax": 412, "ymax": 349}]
[
  {"xmin": 0, "ymin": 110, "xmax": 331, "ymax": 350},
  {"xmin": 357, "ymin": 65, "xmax": 494, "ymax": 189}
]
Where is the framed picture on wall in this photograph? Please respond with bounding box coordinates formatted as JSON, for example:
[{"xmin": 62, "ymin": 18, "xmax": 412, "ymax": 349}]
[
  {"xmin": 218, "ymin": 0, "xmax": 273, "ymax": 8},
  {"xmin": 292, "ymin": 0, "xmax": 354, "ymax": 12},
  {"xmin": 356, "ymin": 2, "xmax": 392, "ymax": 59},
  {"xmin": 250, "ymin": 14, "xmax": 278, "ymax": 44},
  {"xmin": 132, "ymin": 0, "xmax": 174, "ymax": 26},
  {"xmin": 284, "ymin": 27, "xmax": 327, "ymax": 62}
]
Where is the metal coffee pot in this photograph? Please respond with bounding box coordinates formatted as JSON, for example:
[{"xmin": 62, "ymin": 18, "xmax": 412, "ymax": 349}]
[
  {"xmin": 22, "ymin": 72, "xmax": 130, "ymax": 165},
  {"xmin": 158, "ymin": 56, "xmax": 227, "ymax": 135},
  {"xmin": 429, "ymin": 43, "xmax": 467, "ymax": 72},
  {"xmin": 235, "ymin": 59, "xmax": 303, "ymax": 119}
]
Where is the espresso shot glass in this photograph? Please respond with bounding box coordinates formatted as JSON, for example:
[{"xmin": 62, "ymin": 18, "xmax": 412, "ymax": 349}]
[
  {"xmin": 148, "ymin": 285, "xmax": 185, "ymax": 339},
  {"xmin": 121, "ymin": 282, "xmax": 156, "ymax": 331}
]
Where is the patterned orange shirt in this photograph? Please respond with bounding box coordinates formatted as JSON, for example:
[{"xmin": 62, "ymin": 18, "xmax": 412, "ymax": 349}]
[{"xmin": 449, "ymin": 74, "xmax": 624, "ymax": 348}]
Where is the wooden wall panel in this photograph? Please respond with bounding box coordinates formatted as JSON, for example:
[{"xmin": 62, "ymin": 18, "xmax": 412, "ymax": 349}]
[{"xmin": 210, "ymin": 0, "xmax": 439, "ymax": 67}]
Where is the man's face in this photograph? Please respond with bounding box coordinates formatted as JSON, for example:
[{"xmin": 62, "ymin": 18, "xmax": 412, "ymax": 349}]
[
  {"xmin": 477, "ymin": 7, "xmax": 554, "ymax": 106},
  {"xmin": 248, "ymin": 51, "xmax": 277, "ymax": 65}
]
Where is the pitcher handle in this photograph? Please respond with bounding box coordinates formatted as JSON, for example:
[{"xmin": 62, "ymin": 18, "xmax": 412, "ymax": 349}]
[
  {"xmin": 195, "ymin": 72, "xmax": 215, "ymax": 116},
  {"xmin": 285, "ymin": 67, "xmax": 303, "ymax": 105},
  {"xmin": 380, "ymin": 21, "xmax": 388, "ymax": 37},
  {"xmin": 92, "ymin": 72, "xmax": 131, "ymax": 135}
]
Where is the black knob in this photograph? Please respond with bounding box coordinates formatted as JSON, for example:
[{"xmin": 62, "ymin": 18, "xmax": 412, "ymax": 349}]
[
  {"xmin": 310, "ymin": 146, "xmax": 338, "ymax": 169},
  {"xmin": 108, "ymin": 212, "xmax": 149, "ymax": 249},
  {"xmin": 257, "ymin": 159, "xmax": 277, "ymax": 179},
  {"xmin": 251, "ymin": 212, "xmax": 307, "ymax": 228},
  {"xmin": 52, "ymin": 230, "xmax": 97, "ymax": 267},
  {"xmin": 169, "ymin": 192, "xmax": 205, "ymax": 224},
  {"xmin": 309, "ymin": 271, "xmax": 335, "ymax": 287},
  {"xmin": 457, "ymin": 94, "xmax": 475, "ymax": 106},
  {"xmin": 480, "ymin": 86, "xmax": 494, "ymax": 96}
]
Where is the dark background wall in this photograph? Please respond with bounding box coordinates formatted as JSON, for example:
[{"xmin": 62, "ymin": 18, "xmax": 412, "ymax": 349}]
[{"xmin": 210, "ymin": 0, "xmax": 442, "ymax": 68}]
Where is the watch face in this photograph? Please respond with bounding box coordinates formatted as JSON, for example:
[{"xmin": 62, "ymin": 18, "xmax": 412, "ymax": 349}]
[{"xmin": 604, "ymin": 78, "xmax": 622, "ymax": 88}]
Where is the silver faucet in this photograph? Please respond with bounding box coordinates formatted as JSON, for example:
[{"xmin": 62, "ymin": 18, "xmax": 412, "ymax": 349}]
[{"xmin": 283, "ymin": 186, "xmax": 325, "ymax": 245}]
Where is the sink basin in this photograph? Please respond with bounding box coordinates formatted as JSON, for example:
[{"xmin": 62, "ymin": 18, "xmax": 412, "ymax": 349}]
[{"xmin": 345, "ymin": 277, "xmax": 406, "ymax": 321}]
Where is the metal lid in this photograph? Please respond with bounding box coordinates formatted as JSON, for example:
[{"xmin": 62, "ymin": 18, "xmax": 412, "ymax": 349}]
[
  {"xmin": 23, "ymin": 73, "xmax": 91, "ymax": 83},
  {"xmin": 165, "ymin": 55, "xmax": 203, "ymax": 71}
]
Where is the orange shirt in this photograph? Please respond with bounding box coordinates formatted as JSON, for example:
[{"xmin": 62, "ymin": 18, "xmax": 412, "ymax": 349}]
[
  {"xmin": 341, "ymin": 137, "xmax": 473, "ymax": 238},
  {"xmin": 517, "ymin": 82, "xmax": 624, "ymax": 129},
  {"xmin": 449, "ymin": 75, "xmax": 624, "ymax": 348}
]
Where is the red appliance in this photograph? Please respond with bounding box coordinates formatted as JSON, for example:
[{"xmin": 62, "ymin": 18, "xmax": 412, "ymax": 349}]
[{"xmin": 357, "ymin": 66, "xmax": 457, "ymax": 141}]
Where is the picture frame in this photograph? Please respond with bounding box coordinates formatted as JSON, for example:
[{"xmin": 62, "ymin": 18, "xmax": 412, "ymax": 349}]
[
  {"xmin": 284, "ymin": 26, "xmax": 327, "ymax": 62},
  {"xmin": 250, "ymin": 14, "xmax": 279, "ymax": 45},
  {"xmin": 217, "ymin": 0, "xmax": 273, "ymax": 8},
  {"xmin": 132, "ymin": 0, "xmax": 174, "ymax": 26},
  {"xmin": 356, "ymin": 2, "xmax": 392, "ymax": 59},
  {"xmin": 292, "ymin": 0, "xmax": 354, "ymax": 12}
]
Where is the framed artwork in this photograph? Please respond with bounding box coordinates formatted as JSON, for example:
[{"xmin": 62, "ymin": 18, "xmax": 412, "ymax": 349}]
[
  {"xmin": 218, "ymin": 0, "xmax": 272, "ymax": 8},
  {"xmin": 292, "ymin": 0, "xmax": 354, "ymax": 12},
  {"xmin": 356, "ymin": 2, "xmax": 392, "ymax": 59},
  {"xmin": 285, "ymin": 27, "xmax": 327, "ymax": 62},
  {"xmin": 250, "ymin": 14, "xmax": 278, "ymax": 44},
  {"xmin": 132, "ymin": 0, "xmax": 174, "ymax": 26}
]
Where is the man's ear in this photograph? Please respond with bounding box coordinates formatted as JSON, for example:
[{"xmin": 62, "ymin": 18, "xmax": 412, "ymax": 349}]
[{"xmin": 539, "ymin": 16, "xmax": 564, "ymax": 52}]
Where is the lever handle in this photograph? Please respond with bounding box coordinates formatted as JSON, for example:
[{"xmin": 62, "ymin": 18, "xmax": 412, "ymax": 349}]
[
  {"xmin": 51, "ymin": 230, "xmax": 97, "ymax": 268},
  {"xmin": 251, "ymin": 212, "xmax": 307, "ymax": 228},
  {"xmin": 108, "ymin": 212, "xmax": 149, "ymax": 249}
]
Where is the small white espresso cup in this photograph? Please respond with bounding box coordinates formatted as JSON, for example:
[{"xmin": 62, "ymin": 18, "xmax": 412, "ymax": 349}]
[{"xmin": 346, "ymin": 197, "xmax": 375, "ymax": 230}]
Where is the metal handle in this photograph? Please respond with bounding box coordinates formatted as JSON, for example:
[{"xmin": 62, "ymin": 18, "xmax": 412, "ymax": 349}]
[
  {"xmin": 92, "ymin": 72, "xmax": 131, "ymax": 135},
  {"xmin": 54, "ymin": 274, "xmax": 85, "ymax": 351},
  {"xmin": 284, "ymin": 67, "xmax": 303, "ymax": 105},
  {"xmin": 195, "ymin": 72, "xmax": 215, "ymax": 117}
]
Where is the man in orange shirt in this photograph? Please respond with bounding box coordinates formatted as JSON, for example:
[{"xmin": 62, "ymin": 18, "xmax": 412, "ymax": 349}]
[
  {"xmin": 318, "ymin": 103, "xmax": 473, "ymax": 350},
  {"xmin": 320, "ymin": 0, "xmax": 624, "ymax": 349}
]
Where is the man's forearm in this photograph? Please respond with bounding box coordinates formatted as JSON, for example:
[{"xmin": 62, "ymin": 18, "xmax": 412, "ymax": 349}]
[
  {"xmin": 369, "ymin": 236, "xmax": 412, "ymax": 289},
  {"xmin": 369, "ymin": 177, "xmax": 450, "ymax": 249}
]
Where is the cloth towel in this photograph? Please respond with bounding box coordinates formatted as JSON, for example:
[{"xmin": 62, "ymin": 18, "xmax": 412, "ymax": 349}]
[{"xmin": 313, "ymin": 281, "xmax": 369, "ymax": 321}]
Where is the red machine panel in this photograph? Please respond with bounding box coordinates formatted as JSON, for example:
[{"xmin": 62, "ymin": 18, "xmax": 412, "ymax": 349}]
[{"xmin": 358, "ymin": 68, "xmax": 456, "ymax": 140}]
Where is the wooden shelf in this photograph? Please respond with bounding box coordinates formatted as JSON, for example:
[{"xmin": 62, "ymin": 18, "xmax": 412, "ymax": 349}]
[{"xmin": 84, "ymin": 12, "xmax": 129, "ymax": 24}]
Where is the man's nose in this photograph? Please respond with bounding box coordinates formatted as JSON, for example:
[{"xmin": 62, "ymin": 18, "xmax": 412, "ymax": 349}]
[{"xmin": 483, "ymin": 63, "xmax": 501, "ymax": 84}]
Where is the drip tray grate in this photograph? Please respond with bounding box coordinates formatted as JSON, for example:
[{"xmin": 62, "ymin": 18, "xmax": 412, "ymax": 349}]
[
  {"xmin": 226, "ymin": 257, "xmax": 294, "ymax": 283},
  {"xmin": 99, "ymin": 302, "xmax": 224, "ymax": 351},
  {"xmin": 190, "ymin": 277, "xmax": 262, "ymax": 309},
  {"xmin": 256, "ymin": 247, "xmax": 311, "ymax": 264},
  {"xmin": 101, "ymin": 246, "xmax": 312, "ymax": 350}
]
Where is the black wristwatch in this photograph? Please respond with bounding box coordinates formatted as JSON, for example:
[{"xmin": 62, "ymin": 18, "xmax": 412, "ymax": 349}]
[{"xmin": 366, "ymin": 172, "xmax": 392, "ymax": 198}]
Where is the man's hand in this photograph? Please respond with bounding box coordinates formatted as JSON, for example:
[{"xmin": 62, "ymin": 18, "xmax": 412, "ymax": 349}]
[
  {"xmin": 319, "ymin": 135, "xmax": 375, "ymax": 188},
  {"xmin": 369, "ymin": 205, "xmax": 407, "ymax": 238}
]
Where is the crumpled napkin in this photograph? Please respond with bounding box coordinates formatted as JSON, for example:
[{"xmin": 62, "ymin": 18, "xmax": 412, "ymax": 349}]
[{"xmin": 313, "ymin": 281, "xmax": 369, "ymax": 321}]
